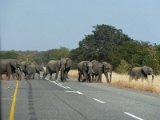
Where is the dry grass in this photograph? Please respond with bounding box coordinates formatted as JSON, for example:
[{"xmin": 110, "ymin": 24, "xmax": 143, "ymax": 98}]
[
  {"xmin": 68, "ymin": 69, "xmax": 78, "ymax": 78},
  {"xmin": 68, "ymin": 70, "xmax": 160, "ymax": 93}
]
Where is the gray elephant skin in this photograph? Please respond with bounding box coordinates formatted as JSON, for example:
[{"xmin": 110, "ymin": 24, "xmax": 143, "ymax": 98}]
[
  {"xmin": 23, "ymin": 62, "xmax": 43, "ymax": 80},
  {"xmin": 21, "ymin": 61, "xmax": 30, "ymax": 79},
  {"xmin": 35, "ymin": 64, "xmax": 44, "ymax": 79},
  {"xmin": 0, "ymin": 59, "xmax": 21, "ymax": 80},
  {"xmin": 77, "ymin": 61, "xmax": 93, "ymax": 82},
  {"xmin": 25, "ymin": 63, "xmax": 36, "ymax": 79},
  {"xmin": 129, "ymin": 66, "xmax": 154, "ymax": 83},
  {"xmin": 43, "ymin": 60, "xmax": 60, "ymax": 80},
  {"xmin": 91, "ymin": 60, "xmax": 112, "ymax": 83},
  {"xmin": 60, "ymin": 58, "xmax": 72, "ymax": 82}
]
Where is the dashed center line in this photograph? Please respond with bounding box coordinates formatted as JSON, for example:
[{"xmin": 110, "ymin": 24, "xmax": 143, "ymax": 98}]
[
  {"xmin": 124, "ymin": 112, "xmax": 144, "ymax": 120},
  {"xmin": 45, "ymin": 78, "xmax": 146, "ymax": 119},
  {"xmin": 93, "ymin": 98, "xmax": 106, "ymax": 104}
]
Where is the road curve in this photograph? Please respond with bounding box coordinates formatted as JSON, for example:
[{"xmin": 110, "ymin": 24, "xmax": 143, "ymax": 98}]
[{"xmin": 1, "ymin": 78, "xmax": 160, "ymax": 120}]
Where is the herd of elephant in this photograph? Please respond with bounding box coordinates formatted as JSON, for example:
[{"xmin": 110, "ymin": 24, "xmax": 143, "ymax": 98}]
[
  {"xmin": 0, "ymin": 59, "xmax": 44, "ymax": 80},
  {"xmin": 0, "ymin": 58, "xmax": 154, "ymax": 83},
  {"xmin": 0, "ymin": 58, "xmax": 72, "ymax": 82}
]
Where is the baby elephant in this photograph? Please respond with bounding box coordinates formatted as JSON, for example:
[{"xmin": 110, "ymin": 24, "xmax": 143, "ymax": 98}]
[{"xmin": 129, "ymin": 66, "xmax": 154, "ymax": 83}]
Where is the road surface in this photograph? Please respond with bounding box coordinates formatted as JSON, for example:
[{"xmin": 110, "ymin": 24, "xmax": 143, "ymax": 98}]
[{"xmin": 1, "ymin": 78, "xmax": 160, "ymax": 120}]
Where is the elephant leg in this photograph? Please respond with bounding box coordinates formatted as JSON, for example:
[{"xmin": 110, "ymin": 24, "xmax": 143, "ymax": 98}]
[
  {"xmin": 66, "ymin": 71, "xmax": 69, "ymax": 80},
  {"xmin": 60, "ymin": 69, "xmax": 64, "ymax": 82},
  {"xmin": 30, "ymin": 74, "xmax": 32, "ymax": 79},
  {"xmin": 8, "ymin": 73, "xmax": 11, "ymax": 80},
  {"xmin": 82, "ymin": 71, "xmax": 87, "ymax": 82},
  {"xmin": 37, "ymin": 73, "xmax": 40, "ymax": 79},
  {"xmin": 49, "ymin": 73, "xmax": 52, "ymax": 80},
  {"xmin": 78, "ymin": 72, "xmax": 81, "ymax": 82},
  {"xmin": 95, "ymin": 75, "xmax": 98, "ymax": 82},
  {"xmin": 142, "ymin": 76, "xmax": 149, "ymax": 84},
  {"xmin": 109, "ymin": 72, "xmax": 112, "ymax": 83},
  {"xmin": 64, "ymin": 71, "xmax": 68, "ymax": 81},
  {"xmin": 65, "ymin": 68, "xmax": 70, "ymax": 80},
  {"xmin": 54, "ymin": 71, "xmax": 59, "ymax": 81},
  {"xmin": 27, "ymin": 74, "xmax": 30, "ymax": 80},
  {"xmin": 91, "ymin": 75, "xmax": 94, "ymax": 82},
  {"xmin": 88, "ymin": 73, "xmax": 92, "ymax": 83},
  {"xmin": 43, "ymin": 73, "xmax": 46, "ymax": 80},
  {"xmin": 152, "ymin": 75, "xmax": 154, "ymax": 83},
  {"xmin": 104, "ymin": 73, "xmax": 109, "ymax": 83},
  {"xmin": 33, "ymin": 73, "xmax": 35, "ymax": 79},
  {"xmin": 99, "ymin": 74, "xmax": 102, "ymax": 82}
]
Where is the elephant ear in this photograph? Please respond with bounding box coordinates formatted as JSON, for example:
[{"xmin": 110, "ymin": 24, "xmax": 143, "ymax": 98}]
[
  {"xmin": 10, "ymin": 61, "xmax": 17, "ymax": 68},
  {"xmin": 57, "ymin": 61, "xmax": 61, "ymax": 68},
  {"xmin": 66, "ymin": 58, "xmax": 72, "ymax": 68},
  {"xmin": 83, "ymin": 62, "xmax": 88, "ymax": 71},
  {"xmin": 141, "ymin": 66, "xmax": 148, "ymax": 78},
  {"xmin": 102, "ymin": 62, "xmax": 112, "ymax": 72}
]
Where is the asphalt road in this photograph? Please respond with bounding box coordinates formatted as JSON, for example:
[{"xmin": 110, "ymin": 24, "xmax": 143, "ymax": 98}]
[{"xmin": 1, "ymin": 78, "xmax": 160, "ymax": 120}]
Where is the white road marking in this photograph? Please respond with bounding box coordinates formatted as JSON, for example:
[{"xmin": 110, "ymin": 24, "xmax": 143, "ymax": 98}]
[
  {"xmin": 65, "ymin": 91, "xmax": 83, "ymax": 95},
  {"xmin": 65, "ymin": 86, "xmax": 71, "ymax": 89},
  {"xmin": 45, "ymin": 78, "xmax": 70, "ymax": 89},
  {"xmin": 124, "ymin": 112, "xmax": 144, "ymax": 120},
  {"xmin": 93, "ymin": 98, "xmax": 106, "ymax": 104}
]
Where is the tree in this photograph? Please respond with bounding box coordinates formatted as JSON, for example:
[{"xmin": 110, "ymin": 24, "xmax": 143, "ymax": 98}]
[
  {"xmin": 0, "ymin": 51, "xmax": 18, "ymax": 59},
  {"xmin": 70, "ymin": 24, "xmax": 160, "ymax": 74}
]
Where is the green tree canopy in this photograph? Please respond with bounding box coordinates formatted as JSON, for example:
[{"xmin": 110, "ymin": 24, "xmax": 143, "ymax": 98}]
[{"xmin": 70, "ymin": 24, "xmax": 160, "ymax": 74}]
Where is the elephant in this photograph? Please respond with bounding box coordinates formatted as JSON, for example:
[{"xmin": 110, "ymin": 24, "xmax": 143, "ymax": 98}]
[
  {"xmin": 21, "ymin": 62, "xmax": 44, "ymax": 80},
  {"xmin": 129, "ymin": 66, "xmax": 154, "ymax": 83},
  {"xmin": 43, "ymin": 60, "xmax": 60, "ymax": 80},
  {"xmin": 102, "ymin": 62, "xmax": 112, "ymax": 83},
  {"xmin": 25, "ymin": 63, "xmax": 37, "ymax": 80},
  {"xmin": 91, "ymin": 60, "xmax": 112, "ymax": 83},
  {"xmin": 35, "ymin": 64, "xmax": 44, "ymax": 79},
  {"xmin": 20, "ymin": 61, "xmax": 31, "ymax": 79},
  {"xmin": 91, "ymin": 60, "xmax": 103, "ymax": 82},
  {"xmin": 60, "ymin": 58, "xmax": 72, "ymax": 82},
  {"xmin": 77, "ymin": 61, "xmax": 93, "ymax": 82},
  {"xmin": 0, "ymin": 59, "xmax": 21, "ymax": 80},
  {"xmin": 12, "ymin": 68, "xmax": 22, "ymax": 80}
]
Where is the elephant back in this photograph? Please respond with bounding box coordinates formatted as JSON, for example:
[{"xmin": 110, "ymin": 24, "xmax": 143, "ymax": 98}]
[
  {"xmin": 102, "ymin": 62, "xmax": 112, "ymax": 73},
  {"xmin": 60, "ymin": 58, "xmax": 72, "ymax": 68},
  {"xmin": 91, "ymin": 60, "xmax": 103, "ymax": 74},
  {"xmin": 47, "ymin": 60, "xmax": 60, "ymax": 71}
]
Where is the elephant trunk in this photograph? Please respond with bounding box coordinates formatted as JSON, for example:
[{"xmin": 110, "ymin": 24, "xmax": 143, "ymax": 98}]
[
  {"xmin": 88, "ymin": 72, "xmax": 92, "ymax": 82},
  {"xmin": 87, "ymin": 69, "xmax": 93, "ymax": 82},
  {"xmin": 61, "ymin": 68, "xmax": 65, "ymax": 82},
  {"xmin": 109, "ymin": 71, "xmax": 112, "ymax": 83}
]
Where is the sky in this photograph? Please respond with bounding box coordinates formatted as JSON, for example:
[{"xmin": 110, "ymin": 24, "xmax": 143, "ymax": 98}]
[{"xmin": 0, "ymin": 0, "xmax": 160, "ymax": 51}]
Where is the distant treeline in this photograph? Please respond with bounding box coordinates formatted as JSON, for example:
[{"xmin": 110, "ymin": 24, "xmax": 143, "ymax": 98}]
[{"xmin": 1, "ymin": 24, "xmax": 160, "ymax": 74}]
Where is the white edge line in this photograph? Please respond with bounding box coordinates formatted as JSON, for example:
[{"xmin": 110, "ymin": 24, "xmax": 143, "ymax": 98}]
[
  {"xmin": 124, "ymin": 112, "xmax": 144, "ymax": 120},
  {"xmin": 76, "ymin": 91, "xmax": 83, "ymax": 95},
  {"xmin": 65, "ymin": 86, "xmax": 71, "ymax": 89},
  {"xmin": 93, "ymin": 98, "xmax": 105, "ymax": 104},
  {"xmin": 65, "ymin": 91, "xmax": 83, "ymax": 95},
  {"xmin": 45, "ymin": 78, "xmax": 70, "ymax": 89}
]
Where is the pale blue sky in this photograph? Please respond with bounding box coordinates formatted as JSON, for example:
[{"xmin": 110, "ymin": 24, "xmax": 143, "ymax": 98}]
[{"xmin": 1, "ymin": 0, "xmax": 160, "ymax": 51}]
